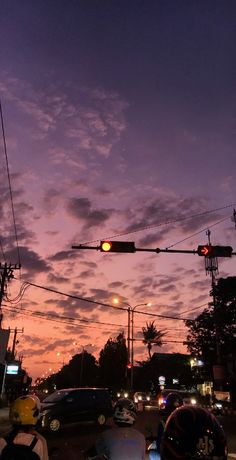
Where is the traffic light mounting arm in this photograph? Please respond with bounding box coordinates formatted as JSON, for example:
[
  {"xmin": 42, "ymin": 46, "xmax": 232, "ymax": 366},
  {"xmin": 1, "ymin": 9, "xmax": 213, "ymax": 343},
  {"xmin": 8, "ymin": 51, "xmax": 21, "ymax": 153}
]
[{"xmin": 72, "ymin": 243, "xmax": 235, "ymax": 256}]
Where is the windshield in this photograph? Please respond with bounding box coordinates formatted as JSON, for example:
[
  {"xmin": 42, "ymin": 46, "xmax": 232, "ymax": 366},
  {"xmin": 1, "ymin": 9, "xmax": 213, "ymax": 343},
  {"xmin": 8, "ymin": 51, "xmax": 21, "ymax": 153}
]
[{"xmin": 43, "ymin": 390, "xmax": 70, "ymax": 403}]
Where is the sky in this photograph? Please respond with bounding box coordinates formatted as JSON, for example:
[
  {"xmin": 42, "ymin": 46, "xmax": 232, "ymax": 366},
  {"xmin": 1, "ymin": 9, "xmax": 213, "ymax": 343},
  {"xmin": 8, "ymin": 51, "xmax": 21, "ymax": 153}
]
[{"xmin": 0, "ymin": 0, "xmax": 236, "ymax": 383}]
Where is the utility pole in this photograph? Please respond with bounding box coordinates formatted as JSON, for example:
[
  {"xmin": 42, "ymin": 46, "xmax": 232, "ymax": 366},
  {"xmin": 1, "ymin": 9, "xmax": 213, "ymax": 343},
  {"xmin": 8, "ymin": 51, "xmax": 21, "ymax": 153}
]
[
  {"xmin": 0, "ymin": 263, "xmax": 21, "ymax": 399},
  {"xmin": 204, "ymin": 230, "xmax": 224, "ymax": 392},
  {"xmin": 11, "ymin": 327, "xmax": 24, "ymax": 360},
  {"xmin": 0, "ymin": 263, "xmax": 21, "ymax": 328}
]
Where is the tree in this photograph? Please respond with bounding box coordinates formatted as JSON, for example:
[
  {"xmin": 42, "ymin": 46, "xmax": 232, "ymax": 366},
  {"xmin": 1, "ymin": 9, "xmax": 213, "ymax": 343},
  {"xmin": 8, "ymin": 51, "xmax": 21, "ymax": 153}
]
[
  {"xmin": 142, "ymin": 321, "xmax": 167, "ymax": 359},
  {"xmin": 37, "ymin": 351, "xmax": 98, "ymax": 391},
  {"xmin": 98, "ymin": 332, "xmax": 128, "ymax": 389},
  {"xmin": 185, "ymin": 276, "xmax": 236, "ymax": 369}
]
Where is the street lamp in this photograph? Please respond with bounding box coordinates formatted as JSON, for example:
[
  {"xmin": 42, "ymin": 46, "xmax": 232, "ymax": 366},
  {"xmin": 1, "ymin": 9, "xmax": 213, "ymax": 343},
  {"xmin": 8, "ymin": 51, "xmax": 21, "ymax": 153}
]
[
  {"xmin": 130, "ymin": 303, "xmax": 151, "ymax": 389},
  {"xmin": 113, "ymin": 298, "xmax": 151, "ymax": 390}
]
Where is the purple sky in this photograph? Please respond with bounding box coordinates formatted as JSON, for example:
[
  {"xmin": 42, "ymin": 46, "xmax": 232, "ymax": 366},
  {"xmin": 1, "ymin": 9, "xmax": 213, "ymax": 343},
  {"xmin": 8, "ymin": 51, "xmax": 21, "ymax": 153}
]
[{"xmin": 0, "ymin": 0, "xmax": 236, "ymax": 381}]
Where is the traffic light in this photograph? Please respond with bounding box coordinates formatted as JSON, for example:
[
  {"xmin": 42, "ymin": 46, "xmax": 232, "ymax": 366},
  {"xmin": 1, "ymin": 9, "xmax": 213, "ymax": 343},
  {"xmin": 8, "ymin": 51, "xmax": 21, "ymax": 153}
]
[
  {"xmin": 197, "ymin": 245, "xmax": 233, "ymax": 258},
  {"xmin": 126, "ymin": 362, "xmax": 132, "ymax": 369},
  {"xmin": 100, "ymin": 241, "xmax": 136, "ymax": 253}
]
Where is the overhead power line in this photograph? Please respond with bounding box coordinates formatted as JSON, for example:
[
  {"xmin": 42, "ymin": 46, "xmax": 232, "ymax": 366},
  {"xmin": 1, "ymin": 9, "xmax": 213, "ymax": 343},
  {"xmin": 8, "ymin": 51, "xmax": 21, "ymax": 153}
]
[
  {"xmin": 2, "ymin": 304, "xmax": 126, "ymax": 332},
  {"xmin": 166, "ymin": 215, "xmax": 231, "ymax": 249},
  {"xmin": 81, "ymin": 203, "xmax": 236, "ymax": 245},
  {"xmin": 24, "ymin": 281, "xmax": 192, "ymax": 321},
  {"xmin": 0, "ymin": 100, "xmax": 21, "ymax": 266}
]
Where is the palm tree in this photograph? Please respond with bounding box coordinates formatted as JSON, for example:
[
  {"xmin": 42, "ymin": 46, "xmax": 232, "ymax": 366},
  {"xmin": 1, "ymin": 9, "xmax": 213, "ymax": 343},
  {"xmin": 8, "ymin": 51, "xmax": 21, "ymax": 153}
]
[{"xmin": 142, "ymin": 321, "xmax": 167, "ymax": 359}]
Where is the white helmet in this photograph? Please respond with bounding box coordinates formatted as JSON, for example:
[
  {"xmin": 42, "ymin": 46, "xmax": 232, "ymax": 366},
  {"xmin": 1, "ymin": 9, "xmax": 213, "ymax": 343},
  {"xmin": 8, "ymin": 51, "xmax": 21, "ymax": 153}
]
[{"xmin": 113, "ymin": 398, "xmax": 137, "ymax": 426}]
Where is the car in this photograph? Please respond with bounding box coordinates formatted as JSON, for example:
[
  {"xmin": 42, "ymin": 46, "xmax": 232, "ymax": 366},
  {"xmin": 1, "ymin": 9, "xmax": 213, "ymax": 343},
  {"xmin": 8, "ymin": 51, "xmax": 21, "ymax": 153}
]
[
  {"xmin": 115, "ymin": 390, "xmax": 131, "ymax": 400},
  {"xmin": 133, "ymin": 391, "xmax": 151, "ymax": 405},
  {"xmin": 38, "ymin": 387, "xmax": 113, "ymax": 433},
  {"xmin": 157, "ymin": 389, "xmax": 200, "ymax": 409}
]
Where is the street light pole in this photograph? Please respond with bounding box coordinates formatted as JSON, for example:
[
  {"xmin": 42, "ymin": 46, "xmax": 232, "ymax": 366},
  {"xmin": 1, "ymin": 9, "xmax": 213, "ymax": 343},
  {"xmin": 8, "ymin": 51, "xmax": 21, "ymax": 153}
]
[
  {"xmin": 130, "ymin": 303, "xmax": 151, "ymax": 390},
  {"xmin": 113, "ymin": 298, "xmax": 151, "ymax": 391}
]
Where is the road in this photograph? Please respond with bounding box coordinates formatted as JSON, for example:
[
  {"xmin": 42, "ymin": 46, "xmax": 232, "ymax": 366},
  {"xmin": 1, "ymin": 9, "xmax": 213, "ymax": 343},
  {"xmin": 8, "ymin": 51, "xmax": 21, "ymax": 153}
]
[
  {"xmin": 0, "ymin": 406, "xmax": 236, "ymax": 459},
  {"xmin": 42, "ymin": 407, "xmax": 236, "ymax": 459}
]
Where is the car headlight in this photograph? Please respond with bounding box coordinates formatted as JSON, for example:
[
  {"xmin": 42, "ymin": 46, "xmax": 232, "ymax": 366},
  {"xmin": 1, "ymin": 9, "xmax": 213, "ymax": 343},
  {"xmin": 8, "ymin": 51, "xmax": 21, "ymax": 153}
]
[
  {"xmin": 215, "ymin": 403, "xmax": 222, "ymax": 409},
  {"xmin": 191, "ymin": 398, "xmax": 197, "ymax": 405},
  {"xmin": 124, "ymin": 392, "xmax": 129, "ymax": 398},
  {"xmin": 147, "ymin": 396, "xmax": 150, "ymax": 401}
]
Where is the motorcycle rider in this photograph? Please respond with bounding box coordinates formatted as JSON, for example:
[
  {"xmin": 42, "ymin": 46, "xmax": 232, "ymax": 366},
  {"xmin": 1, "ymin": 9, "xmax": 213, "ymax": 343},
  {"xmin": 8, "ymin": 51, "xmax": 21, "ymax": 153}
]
[
  {"xmin": 0, "ymin": 395, "xmax": 48, "ymax": 460},
  {"xmin": 85, "ymin": 398, "xmax": 146, "ymax": 460},
  {"xmin": 160, "ymin": 405, "xmax": 228, "ymax": 460},
  {"xmin": 156, "ymin": 392, "xmax": 183, "ymax": 454}
]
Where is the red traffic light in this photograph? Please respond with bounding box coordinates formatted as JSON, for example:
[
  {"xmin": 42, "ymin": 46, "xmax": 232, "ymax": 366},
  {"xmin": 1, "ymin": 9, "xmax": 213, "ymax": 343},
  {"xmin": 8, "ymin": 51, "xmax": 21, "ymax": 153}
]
[
  {"xmin": 197, "ymin": 245, "xmax": 213, "ymax": 256},
  {"xmin": 100, "ymin": 241, "xmax": 136, "ymax": 253},
  {"xmin": 197, "ymin": 245, "xmax": 233, "ymax": 258}
]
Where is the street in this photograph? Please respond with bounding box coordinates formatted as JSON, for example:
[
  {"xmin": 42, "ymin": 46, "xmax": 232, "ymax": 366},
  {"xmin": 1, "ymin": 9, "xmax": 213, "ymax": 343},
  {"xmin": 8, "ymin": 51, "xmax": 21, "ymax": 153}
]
[
  {"xmin": 0, "ymin": 406, "xmax": 236, "ymax": 459},
  {"xmin": 45, "ymin": 408, "xmax": 236, "ymax": 459}
]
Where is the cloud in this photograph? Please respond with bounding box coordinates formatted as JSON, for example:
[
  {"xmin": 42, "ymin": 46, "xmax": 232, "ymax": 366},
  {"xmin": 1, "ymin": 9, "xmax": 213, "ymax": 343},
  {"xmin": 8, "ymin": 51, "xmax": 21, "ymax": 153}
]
[
  {"xmin": 0, "ymin": 74, "xmax": 128, "ymax": 157},
  {"xmin": 48, "ymin": 249, "xmax": 79, "ymax": 262},
  {"xmin": 66, "ymin": 197, "xmax": 113, "ymax": 227},
  {"xmin": 6, "ymin": 246, "xmax": 51, "ymax": 274}
]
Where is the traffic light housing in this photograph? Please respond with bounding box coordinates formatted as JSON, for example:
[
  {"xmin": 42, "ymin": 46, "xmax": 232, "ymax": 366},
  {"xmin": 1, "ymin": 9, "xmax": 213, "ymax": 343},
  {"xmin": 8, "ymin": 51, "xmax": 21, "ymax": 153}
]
[
  {"xmin": 100, "ymin": 241, "xmax": 136, "ymax": 253},
  {"xmin": 197, "ymin": 245, "xmax": 233, "ymax": 257}
]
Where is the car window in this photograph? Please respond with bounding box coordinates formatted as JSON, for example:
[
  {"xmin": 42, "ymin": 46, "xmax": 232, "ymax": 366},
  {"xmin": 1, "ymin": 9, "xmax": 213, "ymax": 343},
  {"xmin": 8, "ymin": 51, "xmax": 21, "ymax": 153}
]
[
  {"xmin": 43, "ymin": 390, "xmax": 70, "ymax": 403},
  {"xmin": 72, "ymin": 390, "xmax": 95, "ymax": 409},
  {"xmin": 95, "ymin": 390, "xmax": 110, "ymax": 402}
]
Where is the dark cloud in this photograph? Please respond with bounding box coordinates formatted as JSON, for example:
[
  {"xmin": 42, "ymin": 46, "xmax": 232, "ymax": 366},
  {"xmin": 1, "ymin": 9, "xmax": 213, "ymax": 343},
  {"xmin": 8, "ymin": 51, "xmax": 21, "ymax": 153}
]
[
  {"xmin": 79, "ymin": 269, "xmax": 95, "ymax": 279},
  {"xmin": 122, "ymin": 195, "xmax": 222, "ymax": 245},
  {"xmin": 66, "ymin": 197, "xmax": 113, "ymax": 227},
  {"xmin": 42, "ymin": 188, "xmax": 62, "ymax": 214},
  {"xmin": 6, "ymin": 246, "xmax": 51, "ymax": 274},
  {"xmin": 108, "ymin": 281, "xmax": 125, "ymax": 289},
  {"xmin": 48, "ymin": 249, "xmax": 80, "ymax": 262},
  {"xmin": 47, "ymin": 273, "xmax": 69, "ymax": 284}
]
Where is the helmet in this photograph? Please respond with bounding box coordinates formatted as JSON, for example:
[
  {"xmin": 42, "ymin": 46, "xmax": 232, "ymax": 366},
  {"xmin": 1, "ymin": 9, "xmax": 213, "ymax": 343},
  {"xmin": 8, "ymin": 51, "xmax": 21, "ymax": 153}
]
[
  {"xmin": 113, "ymin": 398, "xmax": 137, "ymax": 426},
  {"xmin": 9, "ymin": 395, "xmax": 40, "ymax": 426},
  {"xmin": 29, "ymin": 394, "xmax": 41, "ymax": 411},
  {"xmin": 164, "ymin": 392, "xmax": 183, "ymax": 415},
  {"xmin": 161, "ymin": 405, "xmax": 227, "ymax": 460}
]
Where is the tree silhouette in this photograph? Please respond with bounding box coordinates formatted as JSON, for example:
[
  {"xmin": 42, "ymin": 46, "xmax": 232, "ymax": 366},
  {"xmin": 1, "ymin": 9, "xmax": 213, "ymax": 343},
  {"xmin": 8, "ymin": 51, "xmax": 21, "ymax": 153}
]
[
  {"xmin": 98, "ymin": 332, "xmax": 128, "ymax": 389},
  {"xmin": 142, "ymin": 321, "xmax": 167, "ymax": 359}
]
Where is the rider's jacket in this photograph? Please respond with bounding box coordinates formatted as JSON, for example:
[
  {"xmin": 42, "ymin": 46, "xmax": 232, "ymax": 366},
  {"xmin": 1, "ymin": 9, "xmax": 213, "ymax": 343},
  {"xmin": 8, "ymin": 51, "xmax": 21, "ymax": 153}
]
[{"xmin": 95, "ymin": 426, "xmax": 146, "ymax": 460}]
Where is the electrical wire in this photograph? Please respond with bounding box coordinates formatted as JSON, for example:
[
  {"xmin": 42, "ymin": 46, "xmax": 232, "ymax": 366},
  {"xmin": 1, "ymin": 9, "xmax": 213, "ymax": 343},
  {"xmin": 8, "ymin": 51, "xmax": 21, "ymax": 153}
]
[
  {"xmin": 2, "ymin": 304, "xmax": 126, "ymax": 332},
  {"xmin": 0, "ymin": 100, "xmax": 21, "ymax": 266},
  {"xmin": 23, "ymin": 281, "xmax": 192, "ymax": 321},
  {"xmin": 166, "ymin": 215, "xmax": 231, "ymax": 249},
  {"xmin": 6, "ymin": 282, "xmax": 30, "ymax": 304},
  {"xmin": 80, "ymin": 203, "xmax": 236, "ymax": 245},
  {"xmin": 179, "ymin": 303, "xmax": 208, "ymax": 315}
]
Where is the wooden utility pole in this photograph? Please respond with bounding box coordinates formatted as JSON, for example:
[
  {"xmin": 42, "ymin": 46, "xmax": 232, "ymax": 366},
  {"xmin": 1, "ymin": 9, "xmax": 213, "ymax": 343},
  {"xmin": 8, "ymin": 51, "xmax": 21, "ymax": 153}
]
[{"xmin": 0, "ymin": 263, "xmax": 21, "ymax": 328}]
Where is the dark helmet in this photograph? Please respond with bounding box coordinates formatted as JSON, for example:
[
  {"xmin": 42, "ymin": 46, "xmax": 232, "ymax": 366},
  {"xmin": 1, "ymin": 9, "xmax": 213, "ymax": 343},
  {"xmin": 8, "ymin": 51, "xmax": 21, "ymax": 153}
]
[
  {"xmin": 161, "ymin": 405, "xmax": 227, "ymax": 460},
  {"xmin": 164, "ymin": 392, "xmax": 183, "ymax": 415},
  {"xmin": 113, "ymin": 398, "xmax": 137, "ymax": 426}
]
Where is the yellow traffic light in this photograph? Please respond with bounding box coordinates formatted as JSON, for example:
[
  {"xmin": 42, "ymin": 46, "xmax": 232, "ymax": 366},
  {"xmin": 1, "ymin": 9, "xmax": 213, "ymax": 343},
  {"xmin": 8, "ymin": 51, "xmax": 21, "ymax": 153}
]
[
  {"xmin": 101, "ymin": 241, "xmax": 112, "ymax": 252},
  {"xmin": 100, "ymin": 241, "xmax": 136, "ymax": 253}
]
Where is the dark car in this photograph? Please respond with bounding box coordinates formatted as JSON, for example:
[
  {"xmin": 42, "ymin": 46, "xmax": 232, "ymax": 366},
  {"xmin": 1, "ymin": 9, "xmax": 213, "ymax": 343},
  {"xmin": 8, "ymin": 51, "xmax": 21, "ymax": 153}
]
[
  {"xmin": 157, "ymin": 389, "xmax": 200, "ymax": 409},
  {"xmin": 133, "ymin": 391, "xmax": 151, "ymax": 406},
  {"xmin": 39, "ymin": 388, "xmax": 113, "ymax": 433}
]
